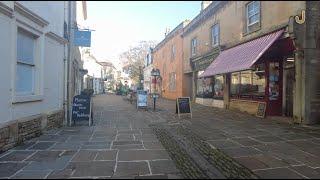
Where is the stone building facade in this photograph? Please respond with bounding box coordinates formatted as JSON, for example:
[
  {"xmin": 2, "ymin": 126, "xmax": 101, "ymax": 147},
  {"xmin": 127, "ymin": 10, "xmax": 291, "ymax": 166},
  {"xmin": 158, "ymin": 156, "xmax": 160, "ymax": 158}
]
[
  {"xmin": 153, "ymin": 20, "xmax": 191, "ymax": 100},
  {"xmin": 181, "ymin": 1, "xmax": 320, "ymax": 124}
]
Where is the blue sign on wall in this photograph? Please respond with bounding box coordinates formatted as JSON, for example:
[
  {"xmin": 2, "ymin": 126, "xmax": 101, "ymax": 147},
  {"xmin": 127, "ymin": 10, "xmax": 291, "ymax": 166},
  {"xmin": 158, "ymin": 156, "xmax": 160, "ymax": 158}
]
[{"xmin": 74, "ymin": 29, "xmax": 91, "ymax": 47}]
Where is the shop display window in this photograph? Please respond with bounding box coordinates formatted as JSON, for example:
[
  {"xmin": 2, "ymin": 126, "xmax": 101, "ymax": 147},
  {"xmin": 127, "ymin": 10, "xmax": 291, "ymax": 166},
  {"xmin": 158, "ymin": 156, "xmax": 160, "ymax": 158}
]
[
  {"xmin": 231, "ymin": 63, "xmax": 266, "ymax": 99},
  {"xmin": 213, "ymin": 75, "xmax": 224, "ymax": 99}
]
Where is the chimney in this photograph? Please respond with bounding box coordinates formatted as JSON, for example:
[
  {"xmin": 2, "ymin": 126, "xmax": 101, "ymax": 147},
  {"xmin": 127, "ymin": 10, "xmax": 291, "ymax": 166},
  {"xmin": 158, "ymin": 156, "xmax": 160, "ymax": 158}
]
[
  {"xmin": 164, "ymin": 27, "xmax": 171, "ymax": 37},
  {"xmin": 201, "ymin": 1, "xmax": 212, "ymax": 11}
]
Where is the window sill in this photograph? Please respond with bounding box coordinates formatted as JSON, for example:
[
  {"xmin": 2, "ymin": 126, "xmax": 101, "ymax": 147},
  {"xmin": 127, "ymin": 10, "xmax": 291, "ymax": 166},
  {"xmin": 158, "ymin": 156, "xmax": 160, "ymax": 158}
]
[
  {"xmin": 12, "ymin": 95, "xmax": 44, "ymax": 104},
  {"xmin": 242, "ymin": 26, "xmax": 261, "ymax": 37}
]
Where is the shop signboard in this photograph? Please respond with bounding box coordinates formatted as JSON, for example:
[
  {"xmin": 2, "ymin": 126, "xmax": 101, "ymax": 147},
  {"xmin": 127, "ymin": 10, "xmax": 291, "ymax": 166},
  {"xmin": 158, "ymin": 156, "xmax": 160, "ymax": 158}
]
[
  {"xmin": 137, "ymin": 90, "xmax": 148, "ymax": 108},
  {"xmin": 256, "ymin": 102, "xmax": 266, "ymax": 118},
  {"xmin": 176, "ymin": 97, "xmax": 192, "ymax": 118},
  {"xmin": 74, "ymin": 29, "xmax": 91, "ymax": 47},
  {"xmin": 72, "ymin": 95, "xmax": 92, "ymax": 126}
]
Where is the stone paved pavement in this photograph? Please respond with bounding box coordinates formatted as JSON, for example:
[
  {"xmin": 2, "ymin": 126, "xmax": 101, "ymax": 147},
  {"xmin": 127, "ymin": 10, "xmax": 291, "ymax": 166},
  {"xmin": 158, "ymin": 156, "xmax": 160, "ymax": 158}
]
[
  {"xmin": 2, "ymin": 94, "xmax": 320, "ymax": 179},
  {"xmin": 147, "ymin": 97, "xmax": 320, "ymax": 179},
  {"xmin": 0, "ymin": 94, "xmax": 181, "ymax": 179}
]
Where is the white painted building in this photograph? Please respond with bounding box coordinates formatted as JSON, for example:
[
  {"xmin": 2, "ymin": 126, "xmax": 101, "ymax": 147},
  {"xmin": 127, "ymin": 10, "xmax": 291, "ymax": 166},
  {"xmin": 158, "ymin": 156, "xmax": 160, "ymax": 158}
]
[
  {"xmin": 0, "ymin": 1, "xmax": 86, "ymax": 151},
  {"xmin": 82, "ymin": 50, "xmax": 104, "ymax": 95},
  {"xmin": 143, "ymin": 47, "xmax": 154, "ymax": 93}
]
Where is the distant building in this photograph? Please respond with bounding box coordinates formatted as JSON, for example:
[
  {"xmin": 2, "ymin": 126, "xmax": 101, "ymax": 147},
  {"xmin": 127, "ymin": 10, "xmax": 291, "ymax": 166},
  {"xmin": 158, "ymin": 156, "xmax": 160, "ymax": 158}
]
[
  {"xmin": 82, "ymin": 50, "xmax": 104, "ymax": 95},
  {"xmin": 143, "ymin": 47, "xmax": 154, "ymax": 93},
  {"xmin": 152, "ymin": 20, "xmax": 190, "ymax": 100}
]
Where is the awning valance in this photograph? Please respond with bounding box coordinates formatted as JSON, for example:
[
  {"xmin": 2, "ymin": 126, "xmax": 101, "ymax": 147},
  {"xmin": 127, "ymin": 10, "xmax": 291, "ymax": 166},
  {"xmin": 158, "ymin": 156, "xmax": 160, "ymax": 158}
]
[{"xmin": 199, "ymin": 29, "xmax": 284, "ymax": 78}]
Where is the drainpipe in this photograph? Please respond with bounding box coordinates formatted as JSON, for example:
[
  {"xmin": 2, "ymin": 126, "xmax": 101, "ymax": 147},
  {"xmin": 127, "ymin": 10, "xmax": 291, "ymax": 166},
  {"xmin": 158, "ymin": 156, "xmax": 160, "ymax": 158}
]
[{"xmin": 66, "ymin": 1, "xmax": 72, "ymax": 126}]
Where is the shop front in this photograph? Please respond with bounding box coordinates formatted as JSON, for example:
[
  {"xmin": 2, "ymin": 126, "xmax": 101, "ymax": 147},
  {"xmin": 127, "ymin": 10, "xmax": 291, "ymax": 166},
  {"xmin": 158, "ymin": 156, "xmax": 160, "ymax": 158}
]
[
  {"xmin": 192, "ymin": 47, "xmax": 223, "ymax": 108},
  {"xmin": 200, "ymin": 29, "xmax": 296, "ymax": 117}
]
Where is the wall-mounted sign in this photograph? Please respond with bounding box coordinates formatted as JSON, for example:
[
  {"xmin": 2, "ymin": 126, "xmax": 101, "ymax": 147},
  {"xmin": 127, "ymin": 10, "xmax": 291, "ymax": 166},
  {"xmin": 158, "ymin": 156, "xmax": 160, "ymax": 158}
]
[
  {"xmin": 295, "ymin": 10, "xmax": 305, "ymax": 24},
  {"xmin": 74, "ymin": 29, "xmax": 91, "ymax": 47},
  {"xmin": 176, "ymin": 97, "xmax": 192, "ymax": 118},
  {"xmin": 71, "ymin": 95, "xmax": 92, "ymax": 126}
]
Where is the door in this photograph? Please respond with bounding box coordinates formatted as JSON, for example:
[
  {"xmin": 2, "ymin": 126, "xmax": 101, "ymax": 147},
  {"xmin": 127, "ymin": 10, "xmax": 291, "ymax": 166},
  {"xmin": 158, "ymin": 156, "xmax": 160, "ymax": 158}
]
[{"xmin": 285, "ymin": 67, "xmax": 294, "ymax": 117}]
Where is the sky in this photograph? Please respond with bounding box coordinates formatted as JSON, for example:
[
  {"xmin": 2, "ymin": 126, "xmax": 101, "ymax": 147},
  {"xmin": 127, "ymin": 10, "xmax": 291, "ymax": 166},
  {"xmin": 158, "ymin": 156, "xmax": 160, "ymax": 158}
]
[{"xmin": 83, "ymin": 1, "xmax": 201, "ymax": 69}]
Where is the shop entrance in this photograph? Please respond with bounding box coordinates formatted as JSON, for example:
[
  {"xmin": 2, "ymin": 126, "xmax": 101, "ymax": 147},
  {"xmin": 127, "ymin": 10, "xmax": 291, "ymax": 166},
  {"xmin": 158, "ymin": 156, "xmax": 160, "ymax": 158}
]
[{"xmin": 283, "ymin": 59, "xmax": 295, "ymax": 117}]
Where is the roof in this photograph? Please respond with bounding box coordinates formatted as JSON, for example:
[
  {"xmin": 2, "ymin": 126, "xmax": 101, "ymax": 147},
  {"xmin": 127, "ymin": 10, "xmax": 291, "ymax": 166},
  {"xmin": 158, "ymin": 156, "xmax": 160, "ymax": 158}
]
[
  {"xmin": 182, "ymin": 1, "xmax": 229, "ymax": 37},
  {"xmin": 200, "ymin": 29, "xmax": 284, "ymax": 77},
  {"xmin": 153, "ymin": 20, "xmax": 190, "ymax": 52}
]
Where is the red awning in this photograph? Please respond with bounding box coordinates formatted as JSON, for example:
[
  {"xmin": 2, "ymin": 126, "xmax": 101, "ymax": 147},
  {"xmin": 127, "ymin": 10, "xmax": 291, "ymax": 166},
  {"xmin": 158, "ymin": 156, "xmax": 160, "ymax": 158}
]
[{"xmin": 199, "ymin": 29, "xmax": 284, "ymax": 78}]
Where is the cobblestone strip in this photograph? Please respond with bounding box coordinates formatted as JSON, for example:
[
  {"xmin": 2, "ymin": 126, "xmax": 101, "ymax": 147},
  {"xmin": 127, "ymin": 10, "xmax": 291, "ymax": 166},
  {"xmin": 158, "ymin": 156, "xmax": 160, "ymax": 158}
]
[
  {"xmin": 150, "ymin": 125, "xmax": 210, "ymax": 179},
  {"xmin": 175, "ymin": 125, "xmax": 259, "ymax": 179}
]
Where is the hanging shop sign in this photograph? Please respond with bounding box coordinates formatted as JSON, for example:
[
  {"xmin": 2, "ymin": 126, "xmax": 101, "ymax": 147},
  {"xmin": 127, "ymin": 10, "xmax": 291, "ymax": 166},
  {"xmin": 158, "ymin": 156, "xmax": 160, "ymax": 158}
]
[
  {"xmin": 176, "ymin": 97, "xmax": 192, "ymax": 118},
  {"xmin": 74, "ymin": 29, "xmax": 91, "ymax": 47}
]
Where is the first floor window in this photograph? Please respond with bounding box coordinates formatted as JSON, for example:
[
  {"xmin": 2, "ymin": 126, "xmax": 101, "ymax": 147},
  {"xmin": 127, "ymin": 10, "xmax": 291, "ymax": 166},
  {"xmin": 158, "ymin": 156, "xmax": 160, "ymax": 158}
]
[
  {"xmin": 191, "ymin": 38, "xmax": 197, "ymax": 56},
  {"xmin": 16, "ymin": 29, "xmax": 37, "ymax": 95},
  {"xmin": 169, "ymin": 72, "xmax": 176, "ymax": 91}
]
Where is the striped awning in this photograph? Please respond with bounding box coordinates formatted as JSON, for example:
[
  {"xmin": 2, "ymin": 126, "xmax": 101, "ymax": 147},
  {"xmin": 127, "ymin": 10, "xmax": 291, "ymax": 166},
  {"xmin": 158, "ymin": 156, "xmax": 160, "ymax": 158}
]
[{"xmin": 199, "ymin": 29, "xmax": 284, "ymax": 78}]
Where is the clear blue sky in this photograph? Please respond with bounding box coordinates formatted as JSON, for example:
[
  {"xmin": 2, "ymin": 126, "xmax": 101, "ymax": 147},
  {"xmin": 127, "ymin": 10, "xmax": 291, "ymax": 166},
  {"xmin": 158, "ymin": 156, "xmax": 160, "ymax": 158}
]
[{"xmin": 85, "ymin": 1, "xmax": 201, "ymax": 65}]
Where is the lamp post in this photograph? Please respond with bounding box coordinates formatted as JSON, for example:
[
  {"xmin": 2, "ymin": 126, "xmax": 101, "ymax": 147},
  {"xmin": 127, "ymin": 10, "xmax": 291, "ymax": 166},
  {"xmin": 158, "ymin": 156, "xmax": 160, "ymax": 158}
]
[{"xmin": 151, "ymin": 68, "xmax": 160, "ymax": 111}]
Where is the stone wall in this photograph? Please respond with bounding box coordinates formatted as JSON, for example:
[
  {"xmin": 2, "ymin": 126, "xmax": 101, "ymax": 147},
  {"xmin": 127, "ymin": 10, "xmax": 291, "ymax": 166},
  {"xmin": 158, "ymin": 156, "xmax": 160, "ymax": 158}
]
[
  {"xmin": 47, "ymin": 110, "xmax": 64, "ymax": 130},
  {"xmin": 0, "ymin": 110, "xmax": 64, "ymax": 153},
  {"xmin": 229, "ymin": 99, "xmax": 259, "ymax": 116}
]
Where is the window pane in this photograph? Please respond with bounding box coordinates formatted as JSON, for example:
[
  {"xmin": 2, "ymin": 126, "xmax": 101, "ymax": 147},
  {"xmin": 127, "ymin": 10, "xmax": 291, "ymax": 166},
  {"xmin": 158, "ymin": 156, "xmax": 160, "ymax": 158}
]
[
  {"xmin": 17, "ymin": 30, "xmax": 35, "ymax": 64},
  {"xmin": 249, "ymin": 14, "xmax": 259, "ymax": 25},
  {"xmin": 213, "ymin": 75, "xmax": 224, "ymax": 98},
  {"xmin": 252, "ymin": 69, "xmax": 265, "ymax": 96},
  {"xmin": 240, "ymin": 70, "xmax": 252, "ymax": 95},
  {"xmin": 16, "ymin": 63, "xmax": 34, "ymax": 94},
  {"xmin": 231, "ymin": 72, "xmax": 240, "ymax": 95}
]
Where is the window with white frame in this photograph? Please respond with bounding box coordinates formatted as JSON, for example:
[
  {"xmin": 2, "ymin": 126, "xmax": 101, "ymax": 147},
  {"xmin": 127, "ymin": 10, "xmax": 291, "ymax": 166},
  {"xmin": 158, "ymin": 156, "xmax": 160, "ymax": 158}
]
[
  {"xmin": 16, "ymin": 29, "xmax": 37, "ymax": 95},
  {"xmin": 246, "ymin": 1, "xmax": 260, "ymax": 30},
  {"xmin": 191, "ymin": 38, "xmax": 197, "ymax": 56},
  {"xmin": 171, "ymin": 44, "xmax": 175, "ymax": 60},
  {"xmin": 211, "ymin": 24, "xmax": 219, "ymax": 46}
]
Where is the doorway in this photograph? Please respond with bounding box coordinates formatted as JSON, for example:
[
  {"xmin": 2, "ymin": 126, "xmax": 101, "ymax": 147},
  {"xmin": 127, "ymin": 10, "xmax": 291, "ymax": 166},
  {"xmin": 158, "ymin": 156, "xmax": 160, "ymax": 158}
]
[{"xmin": 283, "ymin": 59, "xmax": 295, "ymax": 117}]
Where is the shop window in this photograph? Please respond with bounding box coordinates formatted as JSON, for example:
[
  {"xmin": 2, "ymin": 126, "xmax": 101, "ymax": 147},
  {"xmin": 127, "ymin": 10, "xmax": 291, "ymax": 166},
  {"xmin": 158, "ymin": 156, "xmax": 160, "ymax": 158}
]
[
  {"xmin": 231, "ymin": 63, "xmax": 266, "ymax": 99},
  {"xmin": 213, "ymin": 75, "xmax": 224, "ymax": 99},
  {"xmin": 196, "ymin": 71, "xmax": 214, "ymax": 98},
  {"xmin": 269, "ymin": 62, "xmax": 280, "ymax": 100},
  {"xmin": 16, "ymin": 29, "xmax": 37, "ymax": 95},
  {"xmin": 231, "ymin": 72, "xmax": 240, "ymax": 97}
]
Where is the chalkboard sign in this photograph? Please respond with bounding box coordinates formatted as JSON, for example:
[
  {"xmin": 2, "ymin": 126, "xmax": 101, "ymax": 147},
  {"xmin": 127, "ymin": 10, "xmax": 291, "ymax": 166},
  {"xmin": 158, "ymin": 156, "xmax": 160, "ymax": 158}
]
[
  {"xmin": 256, "ymin": 102, "xmax": 267, "ymax": 118},
  {"xmin": 72, "ymin": 95, "xmax": 92, "ymax": 126},
  {"xmin": 137, "ymin": 90, "xmax": 148, "ymax": 108},
  {"xmin": 176, "ymin": 97, "xmax": 192, "ymax": 118}
]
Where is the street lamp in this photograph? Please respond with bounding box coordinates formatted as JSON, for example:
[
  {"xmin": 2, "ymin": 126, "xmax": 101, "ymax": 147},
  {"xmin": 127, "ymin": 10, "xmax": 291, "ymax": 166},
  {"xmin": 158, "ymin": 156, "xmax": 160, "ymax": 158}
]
[{"xmin": 151, "ymin": 68, "xmax": 160, "ymax": 111}]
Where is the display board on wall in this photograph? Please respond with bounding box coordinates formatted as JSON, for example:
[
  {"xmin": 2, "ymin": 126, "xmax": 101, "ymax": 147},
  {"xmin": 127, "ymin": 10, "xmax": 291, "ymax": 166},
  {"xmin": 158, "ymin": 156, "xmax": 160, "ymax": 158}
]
[
  {"xmin": 176, "ymin": 97, "xmax": 192, "ymax": 118},
  {"xmin": 256, "ymin": 102, "xmax": 267, "ymax": 118}
]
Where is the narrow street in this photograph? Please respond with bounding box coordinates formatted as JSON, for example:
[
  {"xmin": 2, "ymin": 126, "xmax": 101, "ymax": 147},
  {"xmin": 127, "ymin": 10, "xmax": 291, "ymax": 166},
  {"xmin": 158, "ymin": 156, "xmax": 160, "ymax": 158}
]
[
  {"xmin": 1, "ymin": 94, "xmax": 320, "ymax": 179},
  {"xmin": 0, "ymin": 94, "xmax": 180, "ymax": 179}
]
